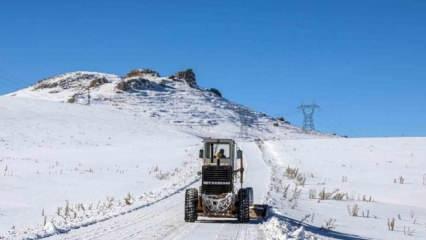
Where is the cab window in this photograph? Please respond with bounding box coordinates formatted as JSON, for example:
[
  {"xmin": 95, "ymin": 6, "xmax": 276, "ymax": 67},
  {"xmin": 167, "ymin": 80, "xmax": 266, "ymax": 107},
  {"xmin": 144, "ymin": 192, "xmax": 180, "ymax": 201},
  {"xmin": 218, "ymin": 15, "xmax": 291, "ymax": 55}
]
[{"xmin": 204, "ymin": 143, "xmax": 231, "ymax": 166}]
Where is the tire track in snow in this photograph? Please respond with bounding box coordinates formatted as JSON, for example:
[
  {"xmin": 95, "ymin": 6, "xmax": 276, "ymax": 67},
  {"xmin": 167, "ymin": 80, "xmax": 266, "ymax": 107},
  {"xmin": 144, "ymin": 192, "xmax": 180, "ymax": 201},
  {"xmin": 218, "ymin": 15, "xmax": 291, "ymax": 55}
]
[
  {"xmin": 46, "ymin": 179, "xmax": 198, "ymax": 240},
  {"xmin": 165, "ymin": 141, "xmax": 268, "ymax": 240}
]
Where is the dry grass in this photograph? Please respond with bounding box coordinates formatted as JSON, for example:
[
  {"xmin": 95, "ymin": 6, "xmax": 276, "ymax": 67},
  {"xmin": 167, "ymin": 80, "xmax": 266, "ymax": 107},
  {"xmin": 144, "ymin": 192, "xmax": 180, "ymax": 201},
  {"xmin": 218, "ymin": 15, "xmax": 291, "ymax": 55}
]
[
  {"xmin": 124, "ymin": 192, "xmax": 134, "ymax": 205},
  {"xmin": 284, "ymin": 166, "xmax": 306, "ymax": 186},
  {"xmin": 387, "ymin": 218, "xmax": 396, "ymax": 231},
  {"xmin": 347, "ymin": 204, "xmax": 360, "ymax": 217},
  {"xmin": 394, "ymin": 176, "xmax": 405, "ymax": 184},
  {"xmin": 319, "ymin": 188, "xmax": 348, "ymax": 201}
]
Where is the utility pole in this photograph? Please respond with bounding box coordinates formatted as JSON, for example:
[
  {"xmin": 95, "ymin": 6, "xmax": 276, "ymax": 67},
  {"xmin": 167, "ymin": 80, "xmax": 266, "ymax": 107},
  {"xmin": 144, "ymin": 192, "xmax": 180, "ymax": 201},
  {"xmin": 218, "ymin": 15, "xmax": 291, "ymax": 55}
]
[
  {"xmin": 87, "ymin": 87, "xmax": 91, "ymax": 105},
  {"xmin": 298, "ymin": 103, "xmax": 320, "ymax": 132}
]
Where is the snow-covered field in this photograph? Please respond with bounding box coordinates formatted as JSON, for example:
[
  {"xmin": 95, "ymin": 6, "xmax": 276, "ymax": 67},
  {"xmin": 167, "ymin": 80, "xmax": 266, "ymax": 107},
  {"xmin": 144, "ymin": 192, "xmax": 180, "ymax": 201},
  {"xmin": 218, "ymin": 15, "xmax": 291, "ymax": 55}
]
[
  {"xmin": 0, "ymin": 97, "xmax": 201, "ymax": 237},
  {"xmin": 1, "ymin": 69, "xmax": 425, "ymax": 239},
  {"xmin": 262, "ymin": 138, "xmax": 426, "ymax": 240}
]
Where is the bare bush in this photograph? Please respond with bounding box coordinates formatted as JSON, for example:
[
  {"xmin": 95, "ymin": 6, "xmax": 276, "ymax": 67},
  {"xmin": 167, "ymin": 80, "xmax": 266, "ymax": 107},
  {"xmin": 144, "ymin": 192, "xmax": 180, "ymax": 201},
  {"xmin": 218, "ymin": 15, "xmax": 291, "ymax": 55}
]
[
  {"xmin": 124, "ymin": 192, "xmax": 134, "ymax": 205},
  {"xmin": 347, "ymin": 204, "xmax": 360, "ymax": 217},
  {"xmin": 285, "ymin": 166, "xmax": 299, "ymax": 179},
  {"xmin": 318, "ymin": 188, "xmax": 347, "ymax": 201},
  {"xmin": 395, "ymin": 176, "xmax": 405, "ymax": 184},
  {"xmin": 361, "ymin": 195, "xmax": 373, "ymax": 202},
  {"xmin": 333, "ymin": 192, "xmax": 348, "ymax": 201},
  {"xmin": 387, "ymin": 218, "xmax": 396, "ymax": 231}
]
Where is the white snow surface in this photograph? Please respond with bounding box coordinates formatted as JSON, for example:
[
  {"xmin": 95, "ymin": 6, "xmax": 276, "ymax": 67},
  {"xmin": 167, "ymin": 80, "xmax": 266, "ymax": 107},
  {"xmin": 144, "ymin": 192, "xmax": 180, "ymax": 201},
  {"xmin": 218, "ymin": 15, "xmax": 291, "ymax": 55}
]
[
  {"xmin": 0, "ymin": 70, "xmax": 425, "ymax": 240},
  {"xmin": 262, "ymin": 138, "xmax": 426, "ymax": 240}
]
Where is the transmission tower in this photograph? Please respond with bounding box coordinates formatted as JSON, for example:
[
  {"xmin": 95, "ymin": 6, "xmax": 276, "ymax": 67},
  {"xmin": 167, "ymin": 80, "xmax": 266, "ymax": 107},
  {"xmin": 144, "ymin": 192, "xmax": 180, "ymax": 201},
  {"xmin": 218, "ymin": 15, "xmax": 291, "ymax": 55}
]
[{"xmin": 298, "ymin": 104, "xmax": 320, "ymax": 131}]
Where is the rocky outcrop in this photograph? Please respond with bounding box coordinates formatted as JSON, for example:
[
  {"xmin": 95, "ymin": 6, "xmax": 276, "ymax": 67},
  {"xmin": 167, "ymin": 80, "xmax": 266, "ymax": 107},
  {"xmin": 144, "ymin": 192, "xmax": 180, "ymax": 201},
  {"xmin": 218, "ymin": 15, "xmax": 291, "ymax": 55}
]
[
  {"xmin": 207, "ymin": 88, "xmax": 222, "ymax": 97},
  {"xmin": 174, "ymin": 69, "xmax": 197, "ymax": 87},
  {"xmin": 276, "ymin": 117, "xmax": 291, "ymax": 125},
  {"xmin": 33, "ymin": 72, "xmax": 111, "ymax": 90},
  {"xmin": 126, "ymin": 69, "xmax": 160, "ymax": 78},
  {"xmin": 116, "ymin": 78, "xmax": 165, "ymax": 92},
  {"xmin": 88, "ymin": 77, "xmax": 109, "ymax": 88}
]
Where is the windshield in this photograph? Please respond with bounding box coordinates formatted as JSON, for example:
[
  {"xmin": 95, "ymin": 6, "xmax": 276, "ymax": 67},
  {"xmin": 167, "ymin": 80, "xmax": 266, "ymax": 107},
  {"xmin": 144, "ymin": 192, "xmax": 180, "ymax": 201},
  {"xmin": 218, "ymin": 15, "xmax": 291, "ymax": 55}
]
[{"xmin": 205, "ymin": 143, "xmax": 231, "ymax": 166}]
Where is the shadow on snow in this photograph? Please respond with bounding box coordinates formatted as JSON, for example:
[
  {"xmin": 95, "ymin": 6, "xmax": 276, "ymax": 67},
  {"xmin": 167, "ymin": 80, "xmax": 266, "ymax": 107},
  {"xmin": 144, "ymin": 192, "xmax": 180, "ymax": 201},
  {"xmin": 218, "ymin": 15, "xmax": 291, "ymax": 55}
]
[{"xmin": 269, "ymin": 210, "xmax": 368, "ymax": 240}]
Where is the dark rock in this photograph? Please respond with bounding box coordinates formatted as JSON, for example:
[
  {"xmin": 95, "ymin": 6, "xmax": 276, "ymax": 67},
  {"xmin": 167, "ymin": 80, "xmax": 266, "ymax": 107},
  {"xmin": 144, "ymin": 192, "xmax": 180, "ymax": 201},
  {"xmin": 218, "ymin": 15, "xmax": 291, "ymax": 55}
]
[
  {"xmin": 175, "ymin": 69, "xmax": 197, "ymax": 87},
  {"xmin": 207, "ymin": 88, "xmax": 222, "ymax": 97},
  {"xmin": 276, "ymin": 117, "xmax": 291, "ymax": 124},
  {"xmin": 89, "ymin": 77, "xmax": 109, "ymax": 88},
  {"xmin": 116, "ymin": 78, "xmax": 166, "ymax": 92}
]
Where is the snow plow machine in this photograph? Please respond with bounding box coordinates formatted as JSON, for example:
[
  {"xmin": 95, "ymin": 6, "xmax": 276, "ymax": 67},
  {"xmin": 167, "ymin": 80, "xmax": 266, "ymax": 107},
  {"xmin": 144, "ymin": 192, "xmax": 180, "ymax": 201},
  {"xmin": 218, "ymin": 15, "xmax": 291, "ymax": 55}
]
[{"xmin": 184, "ymin": 138, "xmax": 268, "ymax": 223}]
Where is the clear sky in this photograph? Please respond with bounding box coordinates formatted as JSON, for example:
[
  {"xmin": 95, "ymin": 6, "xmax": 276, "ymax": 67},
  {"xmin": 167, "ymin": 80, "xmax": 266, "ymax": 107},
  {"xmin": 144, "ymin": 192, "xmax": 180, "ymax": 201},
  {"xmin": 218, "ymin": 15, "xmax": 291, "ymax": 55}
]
[{"xmin": 0, "ymin": 0, "xmax": 425, "ymax": 137}]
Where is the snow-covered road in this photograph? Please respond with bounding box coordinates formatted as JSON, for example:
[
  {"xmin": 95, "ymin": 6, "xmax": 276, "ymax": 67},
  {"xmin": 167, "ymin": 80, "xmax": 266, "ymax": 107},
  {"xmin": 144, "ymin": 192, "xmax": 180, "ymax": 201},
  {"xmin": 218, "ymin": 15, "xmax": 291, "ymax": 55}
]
[{"xmin": 45, "ymin": 142, "xmax": 269, "ymax": 240}]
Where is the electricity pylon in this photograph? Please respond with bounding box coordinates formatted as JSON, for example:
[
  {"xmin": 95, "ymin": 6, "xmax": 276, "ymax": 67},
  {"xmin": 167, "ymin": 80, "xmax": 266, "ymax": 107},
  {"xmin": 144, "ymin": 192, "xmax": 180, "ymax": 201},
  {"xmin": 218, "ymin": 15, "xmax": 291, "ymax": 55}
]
[{"xmin": 298, "ymin": 103, "xmax": 320, "ymax": 131}]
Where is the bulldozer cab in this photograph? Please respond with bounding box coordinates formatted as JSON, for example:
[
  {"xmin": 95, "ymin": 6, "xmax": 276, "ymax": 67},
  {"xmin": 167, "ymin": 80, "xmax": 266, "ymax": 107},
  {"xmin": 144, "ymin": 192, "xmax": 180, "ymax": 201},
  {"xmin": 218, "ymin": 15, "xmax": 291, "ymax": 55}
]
[
  {"xmin": 198, "ymin": 139, "xmax": 242, "ymax": 195},
  {"xmin": 199, "ymin": 139, "xmax": 241, "ymax": 168}
]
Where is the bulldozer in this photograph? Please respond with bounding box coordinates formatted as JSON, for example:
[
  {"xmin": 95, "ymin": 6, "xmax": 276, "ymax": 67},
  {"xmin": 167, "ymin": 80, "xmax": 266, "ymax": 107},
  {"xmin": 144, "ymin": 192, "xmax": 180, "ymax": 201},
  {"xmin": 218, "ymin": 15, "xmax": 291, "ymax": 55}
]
[{"xmin": 184, "ymin": 138, "xmax": 268, "ymax": 223}]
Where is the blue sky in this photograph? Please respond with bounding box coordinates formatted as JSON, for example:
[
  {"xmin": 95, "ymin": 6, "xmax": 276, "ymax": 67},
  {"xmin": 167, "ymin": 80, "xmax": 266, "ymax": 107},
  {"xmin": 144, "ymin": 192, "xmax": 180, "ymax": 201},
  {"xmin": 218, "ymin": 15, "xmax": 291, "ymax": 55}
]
[{"xmin": 0, "ymin": 0, "xmax": 425, "ymax": 137}]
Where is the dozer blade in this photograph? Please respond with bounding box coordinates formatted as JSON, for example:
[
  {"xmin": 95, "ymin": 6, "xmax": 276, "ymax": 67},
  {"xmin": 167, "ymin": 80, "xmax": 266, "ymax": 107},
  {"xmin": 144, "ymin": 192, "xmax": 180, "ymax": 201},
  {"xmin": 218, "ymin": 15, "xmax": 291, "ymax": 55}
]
[{"xmin": 249, "ymin": 204, "xmax": 269, "ymax": 220}]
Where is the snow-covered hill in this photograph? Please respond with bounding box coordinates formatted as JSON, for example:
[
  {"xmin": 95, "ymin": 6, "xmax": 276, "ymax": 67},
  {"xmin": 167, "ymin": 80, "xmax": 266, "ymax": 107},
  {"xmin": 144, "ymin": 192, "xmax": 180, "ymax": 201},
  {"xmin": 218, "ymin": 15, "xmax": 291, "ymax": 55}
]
[
  {"xmin": 1, "ymin": 69, "xmax": 425, "ymax": 240},
  {"xmin": 8, "ymin": 69, "xmax": 316, "ymax": 140}
]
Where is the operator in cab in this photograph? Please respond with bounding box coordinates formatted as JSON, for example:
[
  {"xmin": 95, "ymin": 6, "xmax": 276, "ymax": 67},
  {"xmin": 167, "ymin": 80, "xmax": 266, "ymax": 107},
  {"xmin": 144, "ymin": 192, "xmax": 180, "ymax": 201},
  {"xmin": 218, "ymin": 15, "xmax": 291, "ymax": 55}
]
[
  {"xmin": 214, "ymin": 148, "xmax": 227, "ymax": 165},
  {"xmin": 215, "ymin": 149, "xmax": 227, "ymax": 160}
]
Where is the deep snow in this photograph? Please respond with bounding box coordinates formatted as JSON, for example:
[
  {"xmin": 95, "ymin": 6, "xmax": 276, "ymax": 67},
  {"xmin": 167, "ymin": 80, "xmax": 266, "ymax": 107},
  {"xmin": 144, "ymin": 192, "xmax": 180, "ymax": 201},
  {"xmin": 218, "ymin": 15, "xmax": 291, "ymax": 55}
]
[{"xmin": 262, "ymin": 138, "xmax": 426, "ymax": 240}]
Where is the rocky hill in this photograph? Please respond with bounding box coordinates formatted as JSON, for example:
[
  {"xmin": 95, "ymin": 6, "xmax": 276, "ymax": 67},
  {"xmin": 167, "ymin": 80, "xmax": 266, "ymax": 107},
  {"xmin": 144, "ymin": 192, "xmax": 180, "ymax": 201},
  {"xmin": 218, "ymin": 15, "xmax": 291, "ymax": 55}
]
[{"xmin": 9, "ymin": 68, "xmax": 318, "ymax": 140}]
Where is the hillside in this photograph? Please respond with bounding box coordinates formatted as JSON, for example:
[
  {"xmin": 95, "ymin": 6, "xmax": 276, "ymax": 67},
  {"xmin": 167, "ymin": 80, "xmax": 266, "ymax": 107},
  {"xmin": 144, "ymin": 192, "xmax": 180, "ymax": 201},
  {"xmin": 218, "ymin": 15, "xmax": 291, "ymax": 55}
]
[
  {"xmin": 8, "ymin": 69, "xmax": 316, "ymax": 140},
  {"xmin": 0, "ymin": 69, "xmax": 425, "ymax": 240}
]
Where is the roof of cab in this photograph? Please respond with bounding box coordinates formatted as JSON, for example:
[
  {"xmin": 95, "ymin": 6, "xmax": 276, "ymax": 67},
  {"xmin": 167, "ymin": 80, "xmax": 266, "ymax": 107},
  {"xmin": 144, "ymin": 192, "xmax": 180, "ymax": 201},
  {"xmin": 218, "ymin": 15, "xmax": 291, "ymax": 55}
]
[{"xmin": 202, "ymin": 138, "xmax": 235, "ymax": 144}]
